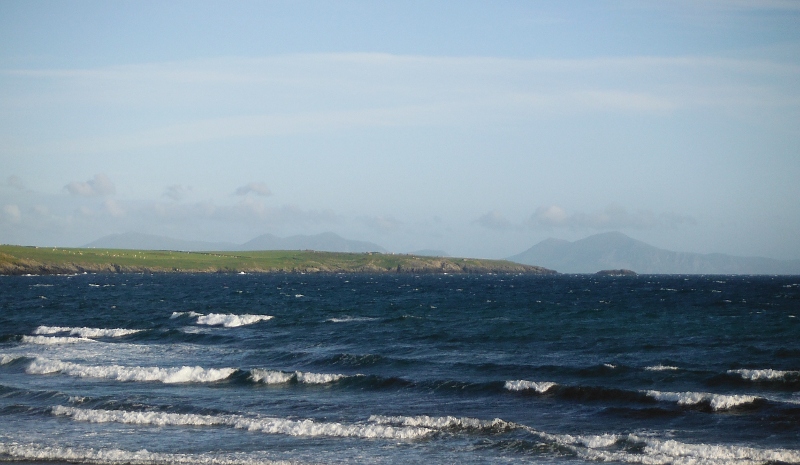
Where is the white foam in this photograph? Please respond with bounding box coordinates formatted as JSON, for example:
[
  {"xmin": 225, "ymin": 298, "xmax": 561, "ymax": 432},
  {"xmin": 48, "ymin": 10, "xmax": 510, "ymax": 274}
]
[
  {"xmin": 53, "ymin": 406, "xmax": 431, "ymax": 440},
  {"xmin": 0, "ymin": 354, "xmax": 22, "ymax": 365},
  {"xmin": 26, "ymin": 358, "xmax": 236, "ymax": 384},
  {"xmin": 195, "ymin": 313, "xmax": 274, "ymax": 327},
  {"xmin": 728, "ymin": 368, "xmax": 798, "ymax": 381},
  {"xmin": 21, "ymin": 335, "xmax": 96, "ymax": 345},
  {"xmin": 33, "ymin": 325, "xmax": 143, "ymax": 338},
  {"xmin": 0, "ymin": 441, "xmax": 291, "ymax": 465},
  {"xmin": 573, "ymin": 434, "xmax": 800, "ymax": 465},
  {"xmin": 645, "ymin": 365, "xmax": 680, "ymax": 371},
  {"xmin": 369, "ymin": 415, "xmax": 513, "ymax": 432},
  {"xmin": 504, "ymin": 380, "xmax": 558, "ymax": 393},
  {"xmin": 326, "ymin": 316, "xmax": 379, "ymax": 323},
  {"xmin": 170, "ymin": 311, "xmax": 203, "ymax": 319},
  {"xmin": 250, "ymin": 369, "xmax": 347, "ymax": 384},
  {"xmin": 645, "ymin": 390, "xmax": 759, "ymax": 410}
]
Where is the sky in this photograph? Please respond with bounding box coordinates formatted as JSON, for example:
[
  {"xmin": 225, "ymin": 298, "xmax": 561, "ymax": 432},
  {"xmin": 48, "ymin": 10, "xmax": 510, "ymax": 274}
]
[{"xmin": 1, "ymin": 1, "xmax": 799, "ymax": 260}]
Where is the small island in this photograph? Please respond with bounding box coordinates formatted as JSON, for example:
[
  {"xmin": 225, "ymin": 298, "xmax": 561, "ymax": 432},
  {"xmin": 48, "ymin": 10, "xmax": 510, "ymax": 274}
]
[
  {"xmin": 595, "ymin": 269, "xmax": 637, "ymax": 276},
  {"xmin": 0, "ymin": 244, "xmax": 557, "ymax": 276}
]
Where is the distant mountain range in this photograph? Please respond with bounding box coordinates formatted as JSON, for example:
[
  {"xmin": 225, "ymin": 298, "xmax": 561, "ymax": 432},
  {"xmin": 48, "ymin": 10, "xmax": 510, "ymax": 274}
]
[
  {"xmin": 508, "ymin": 231, "xmax": 800, "ymax": 275},
  {"xmin": 85, "ymin": 232, "xmax": 386, "ymax": 253}
]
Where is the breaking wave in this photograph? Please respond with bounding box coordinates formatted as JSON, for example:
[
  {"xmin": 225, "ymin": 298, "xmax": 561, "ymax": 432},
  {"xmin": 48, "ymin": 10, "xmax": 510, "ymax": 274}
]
[
  {"xmin": 196, "ymin": 313, "xmax": 273, "ymax": 327},
  {"xmin": 644, "ymin": 390, "xmax": 760, "ymax": 410},
  {"xmin": 645, "ymin": 365, "xmax": 680, "ymax": 371},
  {"xmin": 728, "ymin": 368, "xmax": 799, "ymax": 381},
  {"xmin": 26, "ymin": 358, "xmax": 236, "ymax": 384},
  {"xmin": 53, "ymin": 406, "xmax": 431, "ymax": 440},
  {"xmin": 504, "ymin": 380, "xmax": 558, "ymax": 393},
  {"xmin": 369, "ymin": 415, "xmax": 516, "ymax": 433},
  {"xmin": 0, "ymin": 441, "xmax": 292, "ymax": 465},
  {"xmin": 22, "ymin": 335, "xmax": 96, "ymax": 344},
  {"xmin": 33, "ymin": 326, "xmax": 143, "ymax": 338},
  {"xmin": 250, "ymin": 369, "xmax": 349, "ymax": 384}
]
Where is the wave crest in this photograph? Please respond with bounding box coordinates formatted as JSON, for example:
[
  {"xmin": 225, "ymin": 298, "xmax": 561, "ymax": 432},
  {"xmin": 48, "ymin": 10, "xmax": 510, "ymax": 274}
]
[
  {"xmin": 644, "ymin": 390, "xmax": 759, "ymax": 410},
  {"xmin": 250, "ymin": 369, "xmax": 348, "ymax": 384},
  {"xmin": 196, "ymin": 313, "xmax": 274, "ymax": 327},
  {"xmin": 26, "ymin": 358, "xmax": 236, "ymax": 384},
  {"xmin": 504, "ymin": 380, "xmax": 558, "ymax": 393},
  {"xmin": 53, "ymin": 406, "xmax": 431, "ymax": 440},
  {"xmin": 33, "ymin": 326, "xmax": 143, "ymax": 338}
]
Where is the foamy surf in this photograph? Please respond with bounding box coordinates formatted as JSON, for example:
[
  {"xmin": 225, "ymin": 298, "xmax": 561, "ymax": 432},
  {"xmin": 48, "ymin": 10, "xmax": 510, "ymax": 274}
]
[
  {"xmin": 369, "ymin": 415, "xmax": 515, "ymax": 433},
  {"xmin": 728, "ymin": 368, "xmax": 799, "ymax": 381},
  {"xmin": 0, "ymin": 441, "xmax": 292, "ymax": 465},
  {"xmin": 53, "ymin": 406, "xmax": 432, "ymax": 439},
  {"xmin": 33, "ymin": 326, "xmax": 143, "ymax": 338},
  {"xmin": 22, "ymin": 335, "xmax": 96, "ymax": 344},
  {"xmin": 195, "ymin": 313, "xmax": 273, "ymax": 327},
  {"xmin": 565, "ymin": 433, "xmax": 800, "ymax": 465},
  {"xmin": 504, "ymin": 380, "xmax": 558, "ymax": 393},
  {"xmin": 250, "ymin": 368, "xmax": 349, "ymax": 384},
  {"xmin": 645, "ymin": 365, "xmax": 680, "ymax": 371},
  {"xmin": 26, "ymin": 358, "xmax": 236, "ymax": 384},
  {"xmin": 644, "ymin": 390, "xmax": 759, "ymax": 410}
]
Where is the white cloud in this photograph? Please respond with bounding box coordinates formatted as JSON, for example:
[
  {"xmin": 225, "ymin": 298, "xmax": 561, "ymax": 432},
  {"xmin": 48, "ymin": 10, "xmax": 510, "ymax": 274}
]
[
  {"xmin": 2, "ymin": 204, "xmax": 21, "ymax": 223},
  {"xmin": 234, "ymin": 182, "xmax": 272, "ymax": 197},
  {"xmin": 474, "ymin": 210, "xmax": 515, "ymax": 231},
  {"xmin": 64, "ymin": 174, "xmax": 115, "ymax": 197}
]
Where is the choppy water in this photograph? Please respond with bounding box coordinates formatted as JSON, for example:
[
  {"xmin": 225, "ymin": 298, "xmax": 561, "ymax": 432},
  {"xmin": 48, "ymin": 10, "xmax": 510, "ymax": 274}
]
[{"xmin": 1, "ymin": 273, "xmax": 798, "ymax": 464}]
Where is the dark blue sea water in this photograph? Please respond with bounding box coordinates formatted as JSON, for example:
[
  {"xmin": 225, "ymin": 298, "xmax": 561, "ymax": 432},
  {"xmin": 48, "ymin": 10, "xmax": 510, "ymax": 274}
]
[{"xmin": 1, "ymin": 273, "xmax": 799, "ymax": 465}]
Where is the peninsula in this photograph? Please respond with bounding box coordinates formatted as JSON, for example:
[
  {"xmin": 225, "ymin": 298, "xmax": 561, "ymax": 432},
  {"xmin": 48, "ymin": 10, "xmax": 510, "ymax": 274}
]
[{"xmin": 0, "ymin": 245, "xmax": 556, "ymax": 275}]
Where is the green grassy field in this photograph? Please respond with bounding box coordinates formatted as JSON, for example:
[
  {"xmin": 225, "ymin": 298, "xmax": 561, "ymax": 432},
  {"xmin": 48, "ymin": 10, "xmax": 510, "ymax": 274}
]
[{"xmin": 0, "ymin": 244, "xmax": 555, "ymax": 275}]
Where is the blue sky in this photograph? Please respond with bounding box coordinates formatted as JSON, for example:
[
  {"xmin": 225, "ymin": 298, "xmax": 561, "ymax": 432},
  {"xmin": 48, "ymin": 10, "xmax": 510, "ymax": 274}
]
[{"xmin": 1, "ymin": 1, "xmax": 799, "ymax": 259}]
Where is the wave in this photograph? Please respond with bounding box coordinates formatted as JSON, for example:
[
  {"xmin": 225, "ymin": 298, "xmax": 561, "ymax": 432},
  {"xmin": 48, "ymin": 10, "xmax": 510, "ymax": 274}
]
[
  {"xmin": 644, "ymin": 390, "xmax": 760, "ymax": 410},
  {"xmin": 644, "ymin": 365, "xmax": 680, "ymax": 371},
  {"xmin": 504, "ymin": 380, "xmax": 558, "ymax": 393},
  {"xmin": 557, "ymin": 432, "xmax": 800, "ymax": 465},
  {"xmin": 249, "ymin": 368, "xmax": 349, "ymax": 384},
  {"xmin": 33, "ymin": 326, "xmax": 143, "ymax": 338},
  {"xmin": 53, "ymin": 406, "xmax": 431, "ymax": 440},
  {"xmin": 170, "ymin": 311, "xmax": 203, "ymax": 318},
  {"xmin": 170, "ymin": 312, "xmax": 273, "ymax": 327},
  {"xmin": 26, "ymin": 358, "xmax": 236, "ymax": 384},
  {"xmin": 728, "ymin": 368, "xmax": 800, "ymax": 381},
  {"xmin": 0, "ymin": 441, "xmax": 292, "ymax": 465},
  {"xmin": 0, "ymin": 354, "xmax": 25, "ymax": 365},
  {"xmin": 369, "ymin": 415, "xmax": 516, "ymax": 433},
  {"xmin": 326, "ymin": 316, "xmax": 380, "ymax": 323},
  {"xmin": 21, "ymin": 335, "xmax": 96, "ymax": 344}
]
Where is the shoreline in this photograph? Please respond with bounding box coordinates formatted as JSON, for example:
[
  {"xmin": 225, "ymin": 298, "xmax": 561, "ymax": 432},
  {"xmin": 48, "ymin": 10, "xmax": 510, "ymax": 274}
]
[{"xmin": 0, "ymin": 244, "xmax": 557, "ymax": 276}]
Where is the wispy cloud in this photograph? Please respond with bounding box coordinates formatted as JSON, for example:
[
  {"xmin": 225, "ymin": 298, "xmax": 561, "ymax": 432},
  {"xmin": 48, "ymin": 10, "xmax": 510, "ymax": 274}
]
[
  {"xmin": 474, "ymin": 210, "xmax": 516, "ymax": 231},
  {"xmin": 234, "ymin": 182, "xmax": 272, "ymax": 197},
  {"xmin": 64, "ymin": 174, "xmax": 115, "ymax": 197},
  {"xmin": 163, "ymin": 184, "xmax": 192, "ymax": 201},
  {"xmin": 528, "ymin": 205, "xmax": 696, "ymax": 230}
]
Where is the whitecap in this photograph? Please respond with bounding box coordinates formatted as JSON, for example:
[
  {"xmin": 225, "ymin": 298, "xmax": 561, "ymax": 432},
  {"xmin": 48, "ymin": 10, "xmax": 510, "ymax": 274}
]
[
  {"xmin": 21, "ymin": 335, "xmax": 96, "ymax": 345},
  {"xmin": 369, "ymin": 415, "xmax": 514, "ymax": 432},
  {"xmin": 645, "ymin": 365, "xmax": 680, "ymax": 371},
  {"xmin": 728, "ymin": 368, "xmax": 798, "ymax": 381},
  {"xmin": 249, "ymin": 369, "xmax": 348, "ymax": 384},
  {"xmin": 26, "ymin": 358, "xmax": 236, "ymax": 384},
  {"xmin": 0, "ymin": 441, "xmax": 292, "ymax": 465},
  {"xmin": 195, "ymin": 313, "xmax": 273, "ymax": 327},
  {"xmin": 326, "ymin": 316, "xmax": 379, "ymax": 323},
  {"xmin": 53, "ymin": 406, "xmax": 431, "ymax": 440},
  {"xmin": 504, "ymin": 380, "xmax": 558, "ymax": 393},
  {"xmin": 0, "ymin": 354, "xmax": 22, "ymax": 365},
  {"xmin": 644, "ymin": 390, "xmax": 759, "ymax": 410},
  {"xmin": 170, "ymin": 311, "xmax": 203, "ymax": 319},
  {"xmin": 33, "ymin": 326, "xmax": 143, "ymax": 338}
]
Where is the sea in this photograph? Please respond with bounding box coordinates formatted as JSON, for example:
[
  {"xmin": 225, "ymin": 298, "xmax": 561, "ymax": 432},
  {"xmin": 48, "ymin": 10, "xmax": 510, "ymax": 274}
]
[{"xmin": 0, "ymin": 272, "xmax": 798, "ymax": 465}]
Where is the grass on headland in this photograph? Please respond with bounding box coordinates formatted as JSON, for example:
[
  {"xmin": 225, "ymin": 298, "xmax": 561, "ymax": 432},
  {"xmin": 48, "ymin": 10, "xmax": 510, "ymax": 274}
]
[{"xmin": 0, "ymin": 244, "xmax": 556, "ymax": 275}]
